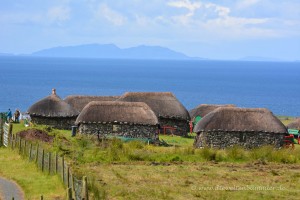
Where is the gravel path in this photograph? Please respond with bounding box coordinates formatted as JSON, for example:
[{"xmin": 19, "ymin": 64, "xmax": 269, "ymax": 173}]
[{"xmin": 0, "ymin": 177, "xmax": 24, "ymax": 200}]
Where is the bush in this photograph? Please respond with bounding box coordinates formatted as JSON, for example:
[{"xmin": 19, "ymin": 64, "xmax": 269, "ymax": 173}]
[
  {"xmin": 215, "ymin": 150, "xmax": 227, "ymax": 162},
  {"xmin": 226, "ymin": 146, "xmax": 247, "ymax": 161},
  {"xmin": 199, "ymin": 147, "xmax": 216, "ymax": 161}
]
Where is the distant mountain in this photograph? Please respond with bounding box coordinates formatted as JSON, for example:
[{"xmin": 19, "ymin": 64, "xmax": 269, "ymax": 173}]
[
  {"xmin": 31, "ymin": 43, "xmax": 193, "ymax": 60},
  {"xmin": 239, "ymin": 56, "xmax": 283, "ymax": 62}
]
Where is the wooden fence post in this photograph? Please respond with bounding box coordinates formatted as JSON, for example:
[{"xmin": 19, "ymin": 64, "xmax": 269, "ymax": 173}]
[
  {"xmin": 35, "ymin": 144, "xmax": 39, "ymax": 163},
  {"xmin": 48, "ymin": 152, "xmax": 51, "ymax": 174},
  {"xmin": 62, "ymin": 156, "xmax": 65, "ymax": 184},
  {"xmin": 67, "ymin": 187, "xmax": 73, "ymax": 200},
  {"xmin": 55, "ymin": 152, "xmax": 58, "ymax": 174},
  {"xmin": 24, "ymin": 140, "xmax": 27, "ymax": 156},
  {"xmin": 29, "ymin": 143, "xmax": 33, "ymax": 161},
  {"xmin": 8, "ymin": 123, "xmax": 12, "ymax": 148},
  {"xmin": 81, "ymin": 176, "xmax": 88, "ymax": 200},
  {"xmin": 41, "ymin": 149, "xmax": 45, "ymax": 172},
  {"xmin": 71, "ymin": 173, "xmax": 75, "ymax": 199},
  {"xmin": 67, "ymin": 166, "xmax": 70, "ymax": 188},
  {"xmin": 18, "ymin": 137, "xmax": 21, "ymax": 153},
  {"xmin": 11, "ymin": 134, "xmax": 14, "ymax": 150}
]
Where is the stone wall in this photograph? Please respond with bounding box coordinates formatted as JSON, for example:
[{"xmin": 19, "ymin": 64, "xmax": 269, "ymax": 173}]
[
  {"xmin": 30, "ymin": 116, "xmax": 77, "ymax": 130},
  {"xmin": 194, "ymin": 130, "xmax": 286, "ymax": 149},
  {"xmin": 159, "ymin": 117, "xmax": 189, "ymax": 136},
  {"xmin": 78, "ymin": 123, "xmax": 158, "ymax": 140}
]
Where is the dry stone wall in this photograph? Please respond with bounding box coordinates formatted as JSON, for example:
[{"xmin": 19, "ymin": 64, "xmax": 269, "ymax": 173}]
[
  {"xmin": 78, "ymin": 123, "xmax": 158, "ymax": 140},
  {"xmin": 194, "ymin": 130, "xmax": 286, "ymax": 149},
  {"xmin": 30, "ymin": 116, "xmax": 76, "ymax": 130}
]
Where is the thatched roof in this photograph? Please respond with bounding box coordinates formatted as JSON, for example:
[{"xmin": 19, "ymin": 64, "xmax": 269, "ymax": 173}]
[
  {"xmin": 194, "ymin": 107, "xmax": 287, "ymax": 133},
  {"xmin": 75, "ymin": 101, "xmax": 158, "ymax": 125},
  {"xmin": 117, "ymin": 92, "xmax": 190, "ymax": 120},
  {"xmin": 64, "ymin": 95, "xmax": 119, "ymax": 112},
  {"xmin": 28, "ymin": 89, "xmax": 79, "ymax": 117},
  {"xmin": 287, "ymin": 118, "xmax": 300, "ymax": 130},
  {"xmin": 189, "ymin": 104, "xmax": 235, "ymax": 119}
]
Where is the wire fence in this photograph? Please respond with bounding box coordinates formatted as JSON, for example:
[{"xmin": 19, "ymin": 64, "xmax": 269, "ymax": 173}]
[{"xmin": 1, "ymin": 123, "xmax": 89, "ymax": 200}]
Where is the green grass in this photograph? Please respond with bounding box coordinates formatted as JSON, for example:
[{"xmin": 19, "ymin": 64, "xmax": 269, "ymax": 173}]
[
  {"xmin": 159, "ymin": 133, "xmax": 196, "ymax": 147},
  {"xmin": 82, "ymin": 162, "xmax": 300, "ymax": 200},
  {"xmin": 0, "ymin": 147, "xmax": 65, "ymax": 200},
  {"xmin": 9, "ymin": 122, "xmax": 300, "ymax": 199},
  {"xmin": 277, "ymin": 116, "xmax": 296, "ymax": 126}
]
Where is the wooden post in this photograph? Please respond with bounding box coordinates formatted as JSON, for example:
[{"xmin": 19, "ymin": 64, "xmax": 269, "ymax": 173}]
[
  {"xmin": 8, "ymin": 123, "xmax": 13, "ymax": 147},
  {"xmin": 29, "ymin": 143, "xmax": 33, "ymax": 161},
  {"xmin": 48, "ymin": 152, "xmax": 51, "ymax": 174},
  {"xmin": 67, "ymin": 166, "xmax": 70, "ymax": 188},
  {"xmin": 8, "ymin": 123, "xmax": 13, "ymax": 134},
  {"xmin": 41, "ymin": 149, "xmax": 45, "ymax": 172},
  {"xmin": 71, "ymin": 173, "xmax": 76, "ymax": 199},
  {"xmin": 11, "ymin": 134, "xmax": 14, "ymax": 150},
  {"xmin": 67, "ymin": 187, "xmax": 73, "ymax": 200},
  {"xmin": 35, "ymin": 144, "xmax": 39, "ymax": 163},
  {"xmin": 81, "ymin": 176, "xmax": 88, "ymax": 200},
  {"xmin": 55, "ymin": 153, "xmax": 58, "ymax": 174},
  {"xmin": 24, "ymin": 140, "xmax": 27, "ymax": 156},
  {"xmin": 18, "ymin": 137, "xmax": 21, "ymax": 153},
  {"xmin": 62, "ymin": 156, "xmax": 65, "ymax": 184}
]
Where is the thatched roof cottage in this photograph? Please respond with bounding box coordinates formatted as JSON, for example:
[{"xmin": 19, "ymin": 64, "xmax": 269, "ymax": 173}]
[
  {"xmin": 194, "ymin": 107, "xmax": 287, "ymax": 148},
  {"xmin": 189, "ymin": 104, "xmax": 235, "ymax": 119},
  {"xmin": 117, "ymin": 92, "xmax": 190, "ymax": 136},
  {"xmin": 64, "ymin": 95, "xmax": 119, "ymax": 112},
  {"xmin": 27, "ymin": 89, "xmax": 79, "ymax": 129},
  {"xmin": 75, "ymin": 101, "xmax": 159, "ymax": 140},
  {"xmin": 287, "ymin": 118, "xmax": 300, "ymax": 130}
]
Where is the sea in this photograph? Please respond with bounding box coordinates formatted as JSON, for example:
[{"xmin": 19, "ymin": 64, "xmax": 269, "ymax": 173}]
[{"xmin": 0, "ymin": 56, "xmax": 299, "ymax": 116}]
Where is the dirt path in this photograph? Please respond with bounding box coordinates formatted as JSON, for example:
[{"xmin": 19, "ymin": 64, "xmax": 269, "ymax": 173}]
[{"xmin": 0, "ymin": 177, "xmax": 24, "ymax": 200}]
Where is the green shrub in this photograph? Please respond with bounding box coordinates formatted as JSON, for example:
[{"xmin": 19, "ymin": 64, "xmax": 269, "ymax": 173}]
[
  {"xmin": 199, "ymin": 147, "xmax": 216, "ymax": 161},
  {"xmin": 215, "ymin": 150, "xmax": 227, "ymax": 162},
  {"xmin": 226, "ymin": 146, "xmax": 247, "ymax": 161},
  {"xmin": 170, "ymin": 155, "xmax": 182, "ymax": 162}
]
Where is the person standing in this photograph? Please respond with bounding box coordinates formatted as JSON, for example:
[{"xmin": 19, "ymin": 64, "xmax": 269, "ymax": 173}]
[
  {"xmin": 7, "ymin": 109, "xmax": 12, "ymax": 122},
  {"xmin": 14, "ymin": 109, "xmax": 20, "ymax": 123}
]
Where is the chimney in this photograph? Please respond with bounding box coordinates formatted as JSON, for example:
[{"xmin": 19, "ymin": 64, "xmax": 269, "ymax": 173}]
[{"xmin": 52, "ymin": 88, "xmax": 56, "ymax": 95}]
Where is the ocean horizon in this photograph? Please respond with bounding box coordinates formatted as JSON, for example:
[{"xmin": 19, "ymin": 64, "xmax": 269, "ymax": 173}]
[{"xmin": 0, "ymin": 56, "xmax": 299, "ymax": 117}]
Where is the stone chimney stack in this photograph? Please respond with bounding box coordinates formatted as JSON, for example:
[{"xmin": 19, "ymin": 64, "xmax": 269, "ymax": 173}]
[{"xmin": 52, "ymin": 88, "xmax": 56, "ymax": 95}]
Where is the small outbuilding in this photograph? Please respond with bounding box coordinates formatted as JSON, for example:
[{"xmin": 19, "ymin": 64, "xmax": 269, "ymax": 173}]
[
  {"xmin": 75, "ymin": 101, "xmax": 159, "ymax": 140},
  {"xmin": 27, "ymin": 89, "xmax": 79, "ymax": 129},
  {"xmin": 64, "ymin": 95, "xmax": 119, "ymax": 112},
  {"xmin": 194, "ymin": 107, "xmax": 287, "ymax": 148},
  {"xmin": 287, "ymin": 118, "xmax": 300, "ymax": 130},
  {"xmin": 117, "ymin": 92, "xmax": 190, "ymax": 136}
]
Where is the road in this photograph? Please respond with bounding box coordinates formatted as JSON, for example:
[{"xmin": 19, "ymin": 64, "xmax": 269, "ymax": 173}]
[{"xmin": 0, "ymin": 177, "xmax": 24, "ymax": 200}]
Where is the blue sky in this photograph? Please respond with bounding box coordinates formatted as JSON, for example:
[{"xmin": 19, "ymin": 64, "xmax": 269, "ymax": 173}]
[{"xmin": 1, "ymin": 0, "xmax": 300, "ymax": 60}]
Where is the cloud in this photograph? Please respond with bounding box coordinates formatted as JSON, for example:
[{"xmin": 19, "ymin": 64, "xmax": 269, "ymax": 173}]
[
  {"xmin": 165, "ymin": 0, "xmax": 274, "ymax": 39},
  {"xmin": 236, "ymin": 0, "xmax": 261, "ymax": 9},
  {"xmin": 167, "ymin": 0, "xmax": 201, "ymax": 16},
  {"xmin": 95, "ymin": 4, "xmax": 127, "ymax": 26},
  {"xmin": 47, "ymin": 6, "xmax": 71, "ymax": 23}
]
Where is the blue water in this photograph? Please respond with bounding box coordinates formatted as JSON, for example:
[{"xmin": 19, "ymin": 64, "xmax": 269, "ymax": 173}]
[{"xmin": 0, "ymin": 56, "xmax": 299, "ymax": 116}]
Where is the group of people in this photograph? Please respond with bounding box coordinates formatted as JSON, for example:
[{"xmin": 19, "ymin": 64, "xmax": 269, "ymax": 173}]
[{"xmin": 6, "ymin": 108, "xmax": 21, "ymax": 123}]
